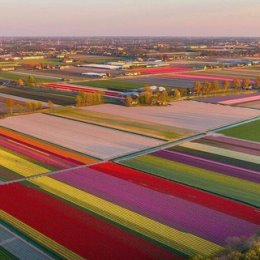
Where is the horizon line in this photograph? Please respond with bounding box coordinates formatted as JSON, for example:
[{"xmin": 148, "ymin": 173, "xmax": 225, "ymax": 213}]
[{"xmin": 0, "ymin": 35, "xmax": 260, "ymax": 38}]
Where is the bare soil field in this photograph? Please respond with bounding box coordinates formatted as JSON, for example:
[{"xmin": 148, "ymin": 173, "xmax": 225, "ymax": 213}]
[
  {"xmin": 0, "ymin": 113, "xmax": 163, "ymax": 159},
  {"xmin": 83, "ymin": 101, "xmax": 260, "ymax": 132}
]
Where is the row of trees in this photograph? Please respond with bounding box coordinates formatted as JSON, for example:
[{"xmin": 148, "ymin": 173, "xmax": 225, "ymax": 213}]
[
  {"xmin": 16, "ymin": 76, "xmax": 38, "ymax": 87},
  {"xmin": 4, "ymin": 98, "xmax": 44, "ymax": 114},
  {"xmin": 194, "ymin": 77, "xmax": 260, "ymax": 96},
  {"xmin": 75, "ymin": 91, "xmax": 104, "ymax": 107},
  {"xmin": 125, "ymin": 88, "xmax": 169, "ymax": 107}
]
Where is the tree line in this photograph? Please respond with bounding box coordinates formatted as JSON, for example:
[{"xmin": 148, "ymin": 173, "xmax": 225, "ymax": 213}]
[
  {"xmin": 16, "ymin": 75, "xmax": 38, "ymax": 87},
  {"xmin": 125, "ymin": 87, "xmax": 170, "ymax": 107},
  {"xmin": 75, "ymin": 91, "xmax": 104, "ymax": 107},
  {"xmin": 194, "ymin": 77, "xmax": 260, "ymax": 96},
  {"xmin": 4, "ymin": 98, "xmax": 45, "ymax": 115}
]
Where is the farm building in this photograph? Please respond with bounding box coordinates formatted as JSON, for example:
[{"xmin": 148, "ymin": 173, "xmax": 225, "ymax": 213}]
[
  {"xmin": 82, "ymin": 72, "xmax": 107, "ymax": 78},
  {"xmin": 80, "ymin": 64, "xmax": 122, "ymax": 70}
]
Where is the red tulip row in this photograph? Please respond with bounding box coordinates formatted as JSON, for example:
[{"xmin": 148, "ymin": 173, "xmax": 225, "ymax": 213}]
[
  {"xmin": 0, "ymin": 183, "xmax": 182, "ymax": 260},
  {"xmin": 92, "ymin": 162, "xmax": 260, "ymax": 225}
]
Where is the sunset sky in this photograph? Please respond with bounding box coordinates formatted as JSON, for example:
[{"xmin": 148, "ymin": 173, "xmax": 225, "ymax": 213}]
[{"xmin": 0, "ymin": 0, "xmax": 259, "ymax": 37}]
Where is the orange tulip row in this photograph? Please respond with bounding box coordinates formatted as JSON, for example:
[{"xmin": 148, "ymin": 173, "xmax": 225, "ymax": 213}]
[{"xmin": 0, "ymin": 127, "xmax": 97, "ymax": 165}]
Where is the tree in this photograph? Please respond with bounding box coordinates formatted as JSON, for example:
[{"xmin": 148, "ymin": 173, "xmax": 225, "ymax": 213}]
[
  {"xmin": 15, "ymin": 103, "xmax": 24, "ymax": 113},
  {"xmin": 212, "ymin": 80, "xmax": 219, "ymax": 93},
  {"xmin": 223, "ymin": 80, "xmax": 230, "ymax": 92},
  {"xmin": 48, "ymin": 100, "xmax": 54, "ymax": 109},
  {"xmin": 4, "ymin": 98, "xmax": 15, "ymax": 114},
  {"xmin": 173, "ymin": 89, "xmax": 181, "ymax": 100},
  {"xmin": 242, "ymin": 78, "xmax": 251, "ymax": 89},
  {"xmin": 124, "ymin": 96, "xmax": 133, "ymax": 107},
  {"xmin": 194, "ymin": 81, "xmax": 202, "ymax": 95},
  {"xmin": 75, "ymin": 91, "xmax": 104, "ymax": 107},
  {"xmin": 16, "ymin": 78, "xmax": 25, "ymax": 86},
  {"xmin": 36, "ymin": 102, "xmax": 43, "ymax": 110},
  {"xmin": 26, "ymin": 102, "xmax": 34, "ymax": 112},
  {"xmin": 27, "ymin": 75, "xmax": 37, "ymax": 87},
  {"xmin": 157, "ymin": 90, "xmax": 168, "ymax": 106},
  {"xmin": 75, "ymin": 95, "xmax": 83, "ymax": 107},
  {"xmin": 143, "ymin": 91, "xmax": 152, "ymax": 105},
  {"xmin": 202, "ymin": 81, "xmax": 212, "ymax": 95},
  {"xmin": 233, "ymin": 79, "xmax": 241, "ymax": 90}
]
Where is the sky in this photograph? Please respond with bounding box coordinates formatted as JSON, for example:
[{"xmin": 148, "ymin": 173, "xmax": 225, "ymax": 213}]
[{"xmin": 0, "ymin": 0, "xmax": 260, "ymax": 37}]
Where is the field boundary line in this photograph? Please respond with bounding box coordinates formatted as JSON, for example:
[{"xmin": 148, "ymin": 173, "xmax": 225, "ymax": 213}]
[{"xmin": 0, "ymin": 160, "xmax": 104, "ymax": 186}]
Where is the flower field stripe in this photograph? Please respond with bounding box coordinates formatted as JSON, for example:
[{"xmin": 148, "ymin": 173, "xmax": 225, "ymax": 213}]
[
  {"xmin": 0, "ymin": 210, "xmax": 82, "ymax": 260},
  {"xmin": 196, "ymin": 93, "xmax": 260, "ymax": 104},
  {"xmin": 0, "ymin": 127, "xmax": 97, "ymax": 165},
  {"xmin": 220, "ymin": 95, "xmax": 260, "ymax": 105},
  {"xmin": 92, "ymin": 162, "xmax": 260, "ymax": 224},
  {"xmin": 154, "ymin": 150, "xmax": 260, "ymax": 183},
  {"xmin": 0, "ymin": 136, "xmax": 74, "ymax": 170},
  {"xmin": 121, "ymin": 155, "xmax": 260, "ymax": 207},
  {"xmin": 170, "ymin": 145, "xmax": 259, "ymax": 172},
  {"xmin": 198, "ymin": 137, "xmax": 260, "ymax": 156},
  {"xmin": 52, "ymin": 166, "xmax": 259, "ymax": 245},
  {"xmin": 32, "ymin": 176, "xmax": 223, "ymax": 257},
  {"xmin": 0, "ymin": 183, "xmax": 183, "ymax": 260},
  {"xmin": 204, "ymin": 135, "xmax": 260, "ymax": 152},
  {"xmin": 180, "ymin": 141, "xmax": 260, "ymax": 164},
  {"xmin": 0, "ymin": 148, "xmax": 49, "ymax": 177}
]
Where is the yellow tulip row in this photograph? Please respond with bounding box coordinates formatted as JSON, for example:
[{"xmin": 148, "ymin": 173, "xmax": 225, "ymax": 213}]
[
  {"xmin": 32, "ymin": 176, "xmax": 223, "ymax": 257},
  {"xmin": 0, "ymin": 148, "xmax": 48, "ymax": 177},
  {"xmin": 0, "ymin": 210, "xmax": 84, "ymax": 260}
]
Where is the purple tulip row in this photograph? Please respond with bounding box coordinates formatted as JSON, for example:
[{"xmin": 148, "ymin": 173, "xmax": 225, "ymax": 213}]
[
  {"xmin": 153, "ymin": 149, "xmax": 260, "ymax": 183},
  {"xmin": 52, "ymin": 166, "xmax": 258, "ymax": 245}
]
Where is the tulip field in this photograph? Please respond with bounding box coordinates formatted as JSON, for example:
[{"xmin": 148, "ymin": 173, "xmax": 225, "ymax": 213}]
[
  {"xmin": 0, "ymin": 126, "xmax": 97, "ymax": 182},
  {"xmin": 0, "ymin": 152, "xmax": 259, "ymax": 258},
  {"xmin": 121, "ymin": 131, "xmax": 260, "ymax": 207},
  {"xmin": 0, "ymin": 113, "xmax": 163, "ymax": 159},
  {"xmin": 0, "ymin": 110, "xmax": 259, "ymax": 259}
]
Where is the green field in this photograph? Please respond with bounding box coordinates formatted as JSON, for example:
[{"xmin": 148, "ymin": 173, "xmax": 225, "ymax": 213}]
[
  {"xmin": 121, "ymin": 155, "xmax": 260, "ymax": 207},
  {"xmin": 76, "ymin": 79, "xmax": 144, "ymax": 91},
  {"xmin": 48, "ymin": 107, "xmax": 190, "ymax": 140},
  {"xmin": 0, "ymin": 71, "xmax": 60, "ymax": 83},
  {"xmin": 219, "ymin": 119, "xmax": 260, "ymax": 142},
  {"xmin": 20, "ymin": 58, "xmax": 68, "ymax": 66},
  {"xmin": 0, "ymin": 87, "xmax": 75, "ymax": 105}
]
